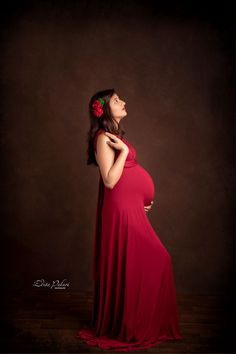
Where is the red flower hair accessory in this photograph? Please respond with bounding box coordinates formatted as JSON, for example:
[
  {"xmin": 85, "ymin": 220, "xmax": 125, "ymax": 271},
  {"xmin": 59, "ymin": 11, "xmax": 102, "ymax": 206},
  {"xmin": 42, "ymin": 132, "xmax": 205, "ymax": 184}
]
[{"xmin": 92, "ymin": 97, "xmax": 105, "ymax": 117}]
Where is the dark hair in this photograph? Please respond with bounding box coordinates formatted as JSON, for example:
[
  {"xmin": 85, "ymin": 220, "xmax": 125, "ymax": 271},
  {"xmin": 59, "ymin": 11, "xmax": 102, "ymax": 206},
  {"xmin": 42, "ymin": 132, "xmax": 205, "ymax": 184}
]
[{"xmin": 86, "ymin": 88, "xmax": 126, "ymax": 166}]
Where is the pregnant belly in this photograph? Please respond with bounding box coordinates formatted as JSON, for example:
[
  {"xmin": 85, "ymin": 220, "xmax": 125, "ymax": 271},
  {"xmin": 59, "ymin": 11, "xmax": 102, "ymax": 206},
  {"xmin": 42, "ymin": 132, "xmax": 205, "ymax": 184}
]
[
  {"xmin": 135, "ymin": 164, "xmax": 155, "ymax": 205},
  {"xmin": 104, "ymin": 163, "xmax": 155, "ymax": 208}
]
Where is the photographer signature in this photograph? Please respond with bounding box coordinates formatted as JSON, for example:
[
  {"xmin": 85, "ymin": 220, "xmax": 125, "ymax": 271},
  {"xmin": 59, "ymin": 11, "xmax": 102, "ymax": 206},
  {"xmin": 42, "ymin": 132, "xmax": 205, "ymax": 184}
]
[{"xmin": 32, "ymin": 278, "xmax": 70, "ymax": 289}]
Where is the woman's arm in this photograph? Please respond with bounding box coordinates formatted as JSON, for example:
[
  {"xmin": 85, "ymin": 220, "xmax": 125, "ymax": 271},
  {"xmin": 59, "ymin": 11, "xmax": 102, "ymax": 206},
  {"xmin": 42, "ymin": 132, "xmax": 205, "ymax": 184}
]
[{"xmin": 95, "ymin": 133, "xmax": 129, "ymax": 189}]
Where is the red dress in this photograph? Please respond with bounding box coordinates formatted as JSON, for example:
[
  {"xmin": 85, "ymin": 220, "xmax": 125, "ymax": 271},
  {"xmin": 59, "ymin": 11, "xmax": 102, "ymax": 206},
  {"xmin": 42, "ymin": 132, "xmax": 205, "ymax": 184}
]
[{"xmin": 75, "ymin": 129, "xmax": 183, "ymax": 352}]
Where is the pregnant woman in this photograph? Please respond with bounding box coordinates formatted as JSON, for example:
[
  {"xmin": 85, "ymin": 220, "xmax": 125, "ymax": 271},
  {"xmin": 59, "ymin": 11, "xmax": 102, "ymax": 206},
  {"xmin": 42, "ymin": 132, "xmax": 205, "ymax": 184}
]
[{"xmin": 75, "ymin": 89, "xmax": 183, "ymax": 351}]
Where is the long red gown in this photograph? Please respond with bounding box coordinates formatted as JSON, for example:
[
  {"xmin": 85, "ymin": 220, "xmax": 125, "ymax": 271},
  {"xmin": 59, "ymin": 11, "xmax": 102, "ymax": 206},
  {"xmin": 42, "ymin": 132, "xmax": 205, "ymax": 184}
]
[{"xmin": 75, "ymin": 129, "xmax": 183, "ymax": 351}]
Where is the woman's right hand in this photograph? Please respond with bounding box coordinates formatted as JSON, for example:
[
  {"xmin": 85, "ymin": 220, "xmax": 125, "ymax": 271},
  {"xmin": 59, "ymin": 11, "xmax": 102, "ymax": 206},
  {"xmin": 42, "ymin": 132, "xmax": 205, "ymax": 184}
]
[{"xmin": 104, "ymin": 132, "xmax": 129, "ymax": 153}]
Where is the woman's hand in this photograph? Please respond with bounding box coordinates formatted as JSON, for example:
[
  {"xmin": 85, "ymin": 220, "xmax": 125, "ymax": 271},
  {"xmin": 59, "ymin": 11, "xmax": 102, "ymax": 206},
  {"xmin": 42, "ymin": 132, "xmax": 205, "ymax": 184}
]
[
  {"xmin": 104, "ymin": 132, "xmax": 129, "ymax": 153},
  {"xmin": 144, "ymin": 201, "xmax": 154, "ymax": 213}
]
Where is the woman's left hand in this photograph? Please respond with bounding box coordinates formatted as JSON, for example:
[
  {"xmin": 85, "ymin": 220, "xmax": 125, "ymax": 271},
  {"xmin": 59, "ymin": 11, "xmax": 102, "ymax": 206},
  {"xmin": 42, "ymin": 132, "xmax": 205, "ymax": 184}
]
[{"xmin": 144, "ymin": 201, "xmax": 154, "ymax": 213}]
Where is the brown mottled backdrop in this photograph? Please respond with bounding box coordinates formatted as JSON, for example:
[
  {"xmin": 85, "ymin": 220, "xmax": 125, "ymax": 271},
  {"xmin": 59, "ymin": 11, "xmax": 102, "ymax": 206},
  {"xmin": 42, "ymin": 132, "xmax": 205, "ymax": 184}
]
[{"xmin": 1, "ymin": 0, "xmax": 234, "ymax": 324}]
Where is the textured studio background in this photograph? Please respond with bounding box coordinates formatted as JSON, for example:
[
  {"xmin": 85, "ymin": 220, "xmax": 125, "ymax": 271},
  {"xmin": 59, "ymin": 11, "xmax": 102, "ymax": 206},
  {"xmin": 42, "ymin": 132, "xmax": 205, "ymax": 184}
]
[{"xmin": 1, "ymin": 0, "xmax": 234, "ymax": 300}]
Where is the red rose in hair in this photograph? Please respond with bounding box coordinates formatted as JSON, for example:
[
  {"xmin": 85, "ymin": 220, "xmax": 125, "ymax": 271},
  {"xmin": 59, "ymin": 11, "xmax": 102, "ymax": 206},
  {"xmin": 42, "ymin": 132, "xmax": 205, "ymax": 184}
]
[{"xmin": 92, "ymin": 98, "xmax": 104, "ymax": 117}]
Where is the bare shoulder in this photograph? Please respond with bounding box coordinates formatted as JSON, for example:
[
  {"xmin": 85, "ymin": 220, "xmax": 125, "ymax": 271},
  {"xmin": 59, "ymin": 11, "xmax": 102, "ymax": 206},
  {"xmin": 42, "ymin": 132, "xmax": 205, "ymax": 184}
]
[
  {"xmin": 96, "ymin": 131, "xmax": 109, "ymax": 149},
  {"xmin": 95, "ymin": 131, "xmax": 114, "ymax": 159},
  {"xmin": 96, "ymin": 130, "xmax": 107, "ymax": 140}
]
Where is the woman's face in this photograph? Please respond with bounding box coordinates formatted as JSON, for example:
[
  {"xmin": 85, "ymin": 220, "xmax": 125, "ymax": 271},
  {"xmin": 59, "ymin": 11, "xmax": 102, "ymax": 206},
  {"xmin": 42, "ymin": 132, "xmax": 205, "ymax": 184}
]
[{"xmin": 109, "ymin": 93, "xmax": 127, "ymax": 122}]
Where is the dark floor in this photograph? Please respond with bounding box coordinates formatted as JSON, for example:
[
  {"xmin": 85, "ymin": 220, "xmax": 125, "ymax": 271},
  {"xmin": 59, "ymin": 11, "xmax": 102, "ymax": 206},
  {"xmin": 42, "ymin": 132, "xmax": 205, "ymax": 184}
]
[{"xmin": 1, "ymin": 289, "xmax": 234, "ymax": 353}]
